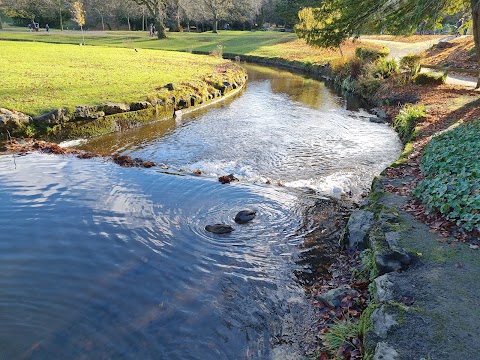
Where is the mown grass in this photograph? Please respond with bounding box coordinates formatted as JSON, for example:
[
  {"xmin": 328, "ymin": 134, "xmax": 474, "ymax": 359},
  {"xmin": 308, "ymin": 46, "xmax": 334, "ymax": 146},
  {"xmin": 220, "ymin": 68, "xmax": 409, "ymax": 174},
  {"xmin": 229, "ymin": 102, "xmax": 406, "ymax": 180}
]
[
  {"xmin": 0, "ymin": 29, "xmax": 372, "ymax": 65},
  {"xmin": 0, "ymin": 40, "xmax": 230, "ymax": 115}
]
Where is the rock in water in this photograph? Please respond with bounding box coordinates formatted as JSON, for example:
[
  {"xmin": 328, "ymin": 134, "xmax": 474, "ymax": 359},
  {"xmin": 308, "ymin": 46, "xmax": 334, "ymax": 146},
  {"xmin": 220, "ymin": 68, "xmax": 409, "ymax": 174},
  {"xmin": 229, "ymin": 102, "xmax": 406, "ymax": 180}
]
[
  {"xmin": 218, "ymin": 174, "xmax": 238, "ymax": 184},
  {"xmin": 205, "ymin": 224, "xmax": 234, "ymax": 234},
  {"xmin": 234, "ymin": 210, "xmax": 257, "ymax": 224}
]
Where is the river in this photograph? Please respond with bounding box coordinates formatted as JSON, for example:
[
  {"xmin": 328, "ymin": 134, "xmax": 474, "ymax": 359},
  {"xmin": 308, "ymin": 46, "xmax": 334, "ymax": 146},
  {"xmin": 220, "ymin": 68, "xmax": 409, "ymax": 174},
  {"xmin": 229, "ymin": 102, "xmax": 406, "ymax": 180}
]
[{"xmin": 0, "ymin": 64, "xmax": 401, "ymax": 359}]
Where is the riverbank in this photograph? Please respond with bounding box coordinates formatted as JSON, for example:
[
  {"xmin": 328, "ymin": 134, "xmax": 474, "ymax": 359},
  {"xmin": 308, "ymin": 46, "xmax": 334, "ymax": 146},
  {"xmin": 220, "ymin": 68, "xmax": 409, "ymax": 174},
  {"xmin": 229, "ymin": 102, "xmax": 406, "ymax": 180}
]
[
  {"xmin": 1, "ymin": 32, "xmax": 478, "ymax": 359},
  {"xmin": 320, "ymin": 42, "xmax": 480, "ymax": 358}
]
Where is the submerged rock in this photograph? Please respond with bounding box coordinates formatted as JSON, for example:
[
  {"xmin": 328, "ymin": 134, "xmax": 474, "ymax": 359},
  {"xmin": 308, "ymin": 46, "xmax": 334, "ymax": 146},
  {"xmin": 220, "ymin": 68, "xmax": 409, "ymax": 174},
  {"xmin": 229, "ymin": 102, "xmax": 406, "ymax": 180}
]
[
  {"xmin": 234, "ymin": 210, "xmax": 257, "ymax": 224},
  {"xmin": 205, "ymin": 224, "xmax": 234, "ymax": 234}
]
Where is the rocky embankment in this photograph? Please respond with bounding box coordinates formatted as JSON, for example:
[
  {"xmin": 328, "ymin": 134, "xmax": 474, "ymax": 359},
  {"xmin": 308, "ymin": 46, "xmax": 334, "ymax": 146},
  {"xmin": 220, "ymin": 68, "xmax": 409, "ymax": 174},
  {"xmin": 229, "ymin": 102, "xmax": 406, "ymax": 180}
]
[{"xmin": 0, "ymin": 63, "xmax": 247, "ymax": 141}]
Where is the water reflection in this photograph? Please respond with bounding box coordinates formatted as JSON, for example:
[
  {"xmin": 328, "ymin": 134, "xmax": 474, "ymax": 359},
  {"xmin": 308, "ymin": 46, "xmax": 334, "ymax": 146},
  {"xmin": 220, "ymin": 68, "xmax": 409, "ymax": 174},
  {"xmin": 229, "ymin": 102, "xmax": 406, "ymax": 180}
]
[
  {"xmin": 0, "ymin": 153, "xmax": 316, "ymax": 359},
  {"xmin": 78, "ymin": 64, "xmax": 401, "ymax": 198},
  {"xmin": 1, "ymin": 64, "xmax": 401, "ymax": 359}
]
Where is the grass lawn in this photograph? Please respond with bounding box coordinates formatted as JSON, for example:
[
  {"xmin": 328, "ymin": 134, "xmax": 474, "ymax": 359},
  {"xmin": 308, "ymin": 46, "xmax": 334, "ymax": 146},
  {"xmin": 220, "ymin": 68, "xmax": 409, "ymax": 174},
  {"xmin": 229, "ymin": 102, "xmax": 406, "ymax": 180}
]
[
  {"xmin": 0, "ymin": 40, "xmax": 230, "ymax": 116},
  {"xmin": 0, "ymin": 29, "xmax": 373, "ymax": 65}
]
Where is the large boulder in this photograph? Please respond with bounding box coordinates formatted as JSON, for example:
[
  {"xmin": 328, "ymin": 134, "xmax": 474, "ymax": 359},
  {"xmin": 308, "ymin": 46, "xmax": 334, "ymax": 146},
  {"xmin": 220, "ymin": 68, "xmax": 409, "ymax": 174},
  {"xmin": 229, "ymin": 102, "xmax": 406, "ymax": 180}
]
[
  {"xmin": 33, "ymin": 108, "xmax": 69, "ymax": 125},
  {"xmin": 341, "ymin": 210, "xmax": 375, "ymax": 250},
  {"xmin": 103, "ymin": 102, "xmax": 130, "ymax": 115},
  {"xmin": 0, "ymin": 108, "xmax": 31, "ymax": 132},
  {"xmin": 74, "ymin": 105, "xmax": 105, "ymax": 120}
]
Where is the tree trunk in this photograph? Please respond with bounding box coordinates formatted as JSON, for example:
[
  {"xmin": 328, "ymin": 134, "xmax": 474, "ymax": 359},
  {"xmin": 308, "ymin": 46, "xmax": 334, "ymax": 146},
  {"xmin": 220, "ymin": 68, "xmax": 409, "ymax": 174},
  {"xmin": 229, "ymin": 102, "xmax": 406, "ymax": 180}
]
[
  {"xmin": 59, "ymin": 6, "xmax": 63, "ymax": 31},
  {"xmin": 154, "ymin": 2, "xmax": 167, "ymax": 39},
  {"xmin": 176, "ymin": 6, "xmax": 181, "ymax": 30},
  {"xmin": 471, "ymin": 1, "xmax": 480, "ymax": 88},
  {"xmin": 101, "ymin": 15, "xmax": 105, "ymax": 31},
  {"xmin": 213, "ymin": 15, "xmax": 218, "ymax": 33},
  {"xmin": 80, "ymin": 25, "xmax": 85, "ymax": 45},
  {"xmin": 127, "ymin": 16, "xmax": 131, "ymax": 31}
]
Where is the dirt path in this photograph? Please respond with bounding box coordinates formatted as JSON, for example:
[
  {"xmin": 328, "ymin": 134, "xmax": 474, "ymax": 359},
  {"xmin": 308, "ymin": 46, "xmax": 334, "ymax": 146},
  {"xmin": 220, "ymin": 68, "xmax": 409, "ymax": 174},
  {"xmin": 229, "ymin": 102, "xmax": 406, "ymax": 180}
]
[{"xmin": 361, "ymin": 36, "xmax": 478, "ymax": 89}]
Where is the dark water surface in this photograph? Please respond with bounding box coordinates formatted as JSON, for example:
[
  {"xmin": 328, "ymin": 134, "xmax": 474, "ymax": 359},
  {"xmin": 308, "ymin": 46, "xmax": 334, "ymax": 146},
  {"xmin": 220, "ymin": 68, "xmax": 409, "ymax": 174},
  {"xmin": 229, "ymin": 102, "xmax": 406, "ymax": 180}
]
[{"xmin": 0, "ymin": 64, "xmax": 401, "ymax": 359}]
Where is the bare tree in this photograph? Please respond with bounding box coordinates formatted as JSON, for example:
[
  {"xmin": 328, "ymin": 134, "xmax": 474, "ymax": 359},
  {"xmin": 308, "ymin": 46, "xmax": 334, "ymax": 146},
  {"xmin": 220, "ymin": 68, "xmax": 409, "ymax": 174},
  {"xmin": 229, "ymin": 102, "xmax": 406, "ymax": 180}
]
[
  {"xmin": 203, "ymin": 0, "xmax": 232, "ymax": 33},
  {"xmin": 131, "ymin": 0, "xmax": 168, "ymax": 38}
]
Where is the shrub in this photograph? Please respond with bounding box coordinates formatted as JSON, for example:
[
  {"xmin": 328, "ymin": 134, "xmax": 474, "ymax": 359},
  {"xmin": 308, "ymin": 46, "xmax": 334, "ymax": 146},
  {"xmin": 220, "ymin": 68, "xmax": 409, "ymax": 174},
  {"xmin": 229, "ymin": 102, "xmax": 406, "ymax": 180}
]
[
  {"xmin": 372, "ymin": 58, "xmax": 399, "ymax": 79},
  {"xmin": 355, "ymin": 46, "xmax": 390, "ymax": 62},
  {"xmin": 414, "ymin": 120, "xmax": 480, "ymax": 232},
  {"xmin": 400, "ymin": 54, "xmax": 423, "ymax": 77},
  {"xmin": 210, "ymin": 45, "xmax": 223, "ymax": 58},
  {"xmin": 348, "ymin": 57, "xmax": 363, "ymax": 79},
  {"xmin": 393, "ymin": 104, "xmax": 426, "ymax": 143},
  {"xmin": 414, "ymin": 72, "xmax": 446, "ymax": 85},
  {"xmin": 357, "ymin": 75, "xmax": 383, "ymax": 97}
]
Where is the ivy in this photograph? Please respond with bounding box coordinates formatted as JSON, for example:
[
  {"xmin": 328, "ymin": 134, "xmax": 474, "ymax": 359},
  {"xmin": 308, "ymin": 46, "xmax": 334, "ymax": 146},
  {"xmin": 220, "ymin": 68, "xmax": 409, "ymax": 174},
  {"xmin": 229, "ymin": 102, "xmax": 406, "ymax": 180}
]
[{"xmin": 414, "ymin": 120, "xmax": 480, "ymax": 232}]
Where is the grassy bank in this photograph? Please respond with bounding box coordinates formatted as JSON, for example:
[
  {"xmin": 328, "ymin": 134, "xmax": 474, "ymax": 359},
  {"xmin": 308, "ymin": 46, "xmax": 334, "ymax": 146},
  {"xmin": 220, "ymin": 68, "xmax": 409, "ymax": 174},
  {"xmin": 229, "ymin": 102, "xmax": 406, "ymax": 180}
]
[
  {"xmin": 0, "ymin": 40, "xmax": 234, "ymax": 116},
  {"xmin": 0, "ymin": 29, "xmax": 377, "ymax": 66}
]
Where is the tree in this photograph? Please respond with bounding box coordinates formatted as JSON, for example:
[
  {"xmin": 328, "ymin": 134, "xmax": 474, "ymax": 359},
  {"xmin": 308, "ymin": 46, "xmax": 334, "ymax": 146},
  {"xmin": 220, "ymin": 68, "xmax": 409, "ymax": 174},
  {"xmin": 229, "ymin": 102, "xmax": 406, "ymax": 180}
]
[
  {"xmin": 131, "ymin": 0, "xmax": 168, "ymax": 38},
  {"xmin": 295, "ymin": 0, "xmax": 480, "ymax": 87},
  {"xmin": 72, "ymin": 1, "xmax": 85, "ymax": 44},
  {"xmin": 275, "ymin": 0, "xmax": 316, "ymax": 28},
  {"xmin": 203, "ymin": 0, "xmax": 232, "ymax": 33}
]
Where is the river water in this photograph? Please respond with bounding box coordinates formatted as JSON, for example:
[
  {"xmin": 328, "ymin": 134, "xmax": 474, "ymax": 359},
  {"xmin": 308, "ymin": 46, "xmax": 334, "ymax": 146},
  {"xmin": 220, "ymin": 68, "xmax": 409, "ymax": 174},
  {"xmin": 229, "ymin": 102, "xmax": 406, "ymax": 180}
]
[{"xmin": 0, "ymin": 64, "xmax": 401, "ymax": 359}]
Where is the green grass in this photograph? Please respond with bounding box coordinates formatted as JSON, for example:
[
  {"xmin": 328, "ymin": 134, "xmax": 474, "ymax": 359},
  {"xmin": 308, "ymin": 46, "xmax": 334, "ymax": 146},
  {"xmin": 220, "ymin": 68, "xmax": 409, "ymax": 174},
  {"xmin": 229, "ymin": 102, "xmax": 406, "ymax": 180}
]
[
  {"xmin": 0, "ymin": 29, "xmax": 369, "ymax": 65},
  {"xmin": 0, "ymin": 40, "xmax": 230, "ymax": 115},
  {"xmin": 393, "ymin": 104, "xmax": 426, "ymax": 144}
]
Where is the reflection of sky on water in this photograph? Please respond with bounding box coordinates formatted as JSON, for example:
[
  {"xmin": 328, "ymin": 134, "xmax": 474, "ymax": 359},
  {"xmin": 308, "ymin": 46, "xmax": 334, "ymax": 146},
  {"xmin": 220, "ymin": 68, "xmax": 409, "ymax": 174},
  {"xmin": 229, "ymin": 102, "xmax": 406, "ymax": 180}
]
[
  {"xmin": 78, "ymin": 64, "xmax": 401, "ymax": 198},
  {"xmin": 0, "ymin": 152, "xmax": 314, "ymax": 359}
]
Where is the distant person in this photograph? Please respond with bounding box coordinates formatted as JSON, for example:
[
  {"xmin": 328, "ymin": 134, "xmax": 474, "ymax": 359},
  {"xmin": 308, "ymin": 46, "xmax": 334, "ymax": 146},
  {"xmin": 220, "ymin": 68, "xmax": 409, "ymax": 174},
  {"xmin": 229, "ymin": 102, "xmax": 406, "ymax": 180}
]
[
  {"xmin": 455, "ymin": 17, "xmax": 464, "ymax": 36},
  {"xmin": 419, "ymin": 20, "xmax": 427, "ymax": 34},
  {"xmin": 149, "ymin": 23, "xmax": 154, "ymax": 37},
  {"xmin": 45, "ymin": 23, "xmax": 49, "ymax": 32},
  {"xmin": 463, "ymin": 27, "xmax": 468, "ymax": 35},
  {"xmin": 35, "ymin": 23, "xmax": 39, "ymax": 32}
]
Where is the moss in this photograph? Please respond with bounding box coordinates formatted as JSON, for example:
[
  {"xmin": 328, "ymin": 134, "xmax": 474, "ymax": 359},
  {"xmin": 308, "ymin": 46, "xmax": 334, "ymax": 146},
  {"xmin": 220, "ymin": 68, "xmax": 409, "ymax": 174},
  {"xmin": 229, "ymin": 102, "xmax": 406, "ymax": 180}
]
[
  {"xmin": 48, "ymin": 104, "xmax": 175, "ymax": 140},
  {"xmin": 359, "ymin": 302, "xmax": 382, "ymax": 360},
  {"xmin": 391, "ymin": 142, "xmax": 414, "ymax": 167}
]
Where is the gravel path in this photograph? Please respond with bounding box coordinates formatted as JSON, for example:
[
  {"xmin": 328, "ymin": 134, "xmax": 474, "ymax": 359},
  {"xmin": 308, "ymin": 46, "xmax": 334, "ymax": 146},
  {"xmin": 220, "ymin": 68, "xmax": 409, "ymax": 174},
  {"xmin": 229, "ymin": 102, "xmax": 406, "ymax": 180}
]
[{"xmin": 361, "ymin": 36, "xmax": 478, "ymax": 89}]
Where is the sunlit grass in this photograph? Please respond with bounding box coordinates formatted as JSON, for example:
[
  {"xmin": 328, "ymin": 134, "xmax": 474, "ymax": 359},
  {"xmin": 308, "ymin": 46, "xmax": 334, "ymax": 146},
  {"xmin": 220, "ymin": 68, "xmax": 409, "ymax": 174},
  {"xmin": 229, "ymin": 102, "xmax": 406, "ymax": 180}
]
[
  {"xmin": 0, "ymin": 29, "xmax": 373, "ymax": 65},
  {"xmin": 0, "ymin": 40, "xmax": 228, "ymax": 115}
]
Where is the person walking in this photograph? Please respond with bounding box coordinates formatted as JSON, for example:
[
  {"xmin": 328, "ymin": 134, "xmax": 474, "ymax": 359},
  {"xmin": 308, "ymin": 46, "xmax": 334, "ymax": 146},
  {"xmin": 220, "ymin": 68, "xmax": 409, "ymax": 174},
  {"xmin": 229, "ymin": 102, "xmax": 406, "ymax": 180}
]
[
  {"xmin": 418, "ymin": 20, "xmax": 427, "ymax": 35},
  {"xmin": 455, "ymin": 17, "xmax": 464, "ymax": 36},
  {"xmin": 45, "ymin": 23, "xmax": 49, "ymax": 32}
]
